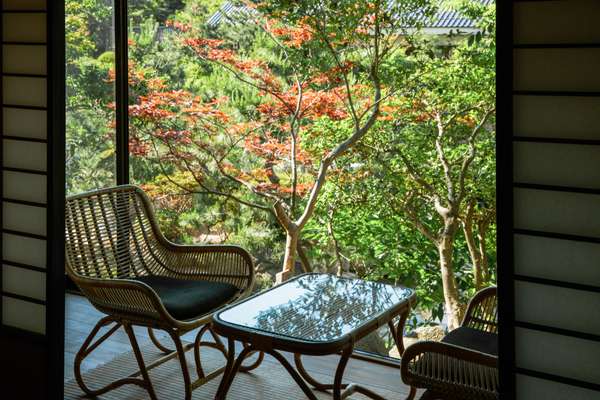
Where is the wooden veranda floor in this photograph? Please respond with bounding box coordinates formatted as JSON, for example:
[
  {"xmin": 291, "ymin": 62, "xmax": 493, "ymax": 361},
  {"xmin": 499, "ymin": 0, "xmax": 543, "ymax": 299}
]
[{"xmin": 64, "ymin": 293, "xmax": 417, "ymax": 399}]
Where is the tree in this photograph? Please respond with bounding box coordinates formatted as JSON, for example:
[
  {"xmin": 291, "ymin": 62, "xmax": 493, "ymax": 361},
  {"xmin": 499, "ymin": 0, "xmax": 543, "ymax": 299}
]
[
  {"xmin": 67, "ymin": 0, "xmax": 498, "ymax": 335},
  {"xmin": 462, "ymin": 196, "xmax": 495, "ymax": 290},
  {"xmin": 66, "ymin": 0, "xmax": 118, "ymax": 195},
  {"xmin": 359, "ymin": 1, "xmax": 496, "ymax": 329},
  {"xmin": 128, "ymin": 0, "xmax": 435, "ymax": 282}
]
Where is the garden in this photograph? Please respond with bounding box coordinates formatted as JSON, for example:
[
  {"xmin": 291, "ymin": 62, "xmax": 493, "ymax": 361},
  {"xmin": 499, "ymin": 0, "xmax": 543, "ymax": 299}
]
[{"xmin": 66, "ymin": 0, "xmax": 496, "ymax": 358}]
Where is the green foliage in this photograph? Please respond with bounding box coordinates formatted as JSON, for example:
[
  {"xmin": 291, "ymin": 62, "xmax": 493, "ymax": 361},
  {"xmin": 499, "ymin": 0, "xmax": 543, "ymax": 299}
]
[
  {"xmin": 66, "ymin": 0, "xmax": 497, "ymax": 328},
  {"xmin": 129, "ymin": 0, "xmax": 185, "ymax": 25},
  {"xmin": 66, "ymin": 105, "xmax": 115, "ymax": 194},
  {"xmin": 304, "ymin": 1, "xmax": 497, "ymax": 319}
]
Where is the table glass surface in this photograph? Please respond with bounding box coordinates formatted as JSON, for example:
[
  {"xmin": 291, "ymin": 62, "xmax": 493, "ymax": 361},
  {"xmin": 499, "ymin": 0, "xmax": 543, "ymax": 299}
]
[{"xmin": 216, "ymin": 273, "xmax": 414, "ymax": 343}]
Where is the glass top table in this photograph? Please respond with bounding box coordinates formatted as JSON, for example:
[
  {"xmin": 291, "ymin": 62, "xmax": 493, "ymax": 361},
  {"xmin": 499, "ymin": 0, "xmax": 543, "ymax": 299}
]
[
  {"xmin": 215, "ymin": 273, "xmax": 415, "ymax": 345},
  {"xmin": 212, "ymin": 273, "xmax": 416, "ymax": 400}
]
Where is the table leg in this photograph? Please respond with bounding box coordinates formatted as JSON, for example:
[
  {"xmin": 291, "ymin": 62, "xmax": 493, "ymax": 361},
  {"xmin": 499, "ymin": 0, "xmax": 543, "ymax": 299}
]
[
  {"xmin": 333, "ymin": 346, "xmax": 353, "ymax": 400},
  {"xmin": 216, "ymin": 342, "xmax": 319, "ymax": 400},
  {"xmin": 341, "ymin": 383, "xmax": 387, "ymax": 400},
  {"xmin": 215, "ymin": 337, "xmax": 236, "ymax": 400},
  {"xmin": 389, "ymin": 307, "xmax": 411, "ymax": 356},
  {"xmin": 239, "ymin": 343, "xmax": 265, "ymax": 372},
  {"xmin": 267, "ymin": 349, "xmax": 320, "ymax": 400},
  {"xmin": 217, "ymin": 342, "xmax": 395, "ymax": 399},
  {"xmin": 296, "ymin": 347, "xmax": 389, "ymax": 399},
  {"xmin": 391, "ymin": 307, "xmax": 417, "ymax": 399},
  {"xmin": 295, "ymin": 353, "xmax": 349, "ymax": 391}
]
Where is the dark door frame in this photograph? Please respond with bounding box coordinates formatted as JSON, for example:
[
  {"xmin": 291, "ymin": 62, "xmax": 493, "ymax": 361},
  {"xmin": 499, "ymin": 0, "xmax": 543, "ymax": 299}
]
[
  {"xmin": 496, "ymin": 0, "xmax": 515, "ymax": 398},
  {"xmin": 49, "ymin": 1, "xmax": 516, "ymax": 399},
  {"xmin": 49, "ymin": 0, "xmax": 67, "ymax": 398}
]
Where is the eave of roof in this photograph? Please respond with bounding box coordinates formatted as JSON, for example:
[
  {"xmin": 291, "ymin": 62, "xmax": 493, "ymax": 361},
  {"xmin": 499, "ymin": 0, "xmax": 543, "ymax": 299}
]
[{"xmin": 206, "ymin": 0, "xmax": 493, "ymax": 30}]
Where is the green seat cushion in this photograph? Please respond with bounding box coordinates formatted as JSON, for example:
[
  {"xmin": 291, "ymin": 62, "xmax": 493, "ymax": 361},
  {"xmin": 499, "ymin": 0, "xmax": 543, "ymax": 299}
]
[
  {"xmin": 442, "ymin": 326, "xmax": 498, "ymax": 356},
  {"xmin": 134, "ymin": 275, "xmax": 238, "ymax": 321}
]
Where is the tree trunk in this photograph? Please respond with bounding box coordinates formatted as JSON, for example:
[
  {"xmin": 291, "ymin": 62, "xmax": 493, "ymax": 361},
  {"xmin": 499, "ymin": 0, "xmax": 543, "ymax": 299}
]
[
  {"xmin": 462, "ymin": 201, "xmax": 485, "ymax": 290},
  {"xmin": 438, "ymin": 232, "xmax": 462, "ymax": 330},
  {"xmin": 463, "ymin": 217, "xmax": 484, "ymax": 290},
  {"xmin": 296, "ymin": 239, "xmax": 312, "ymax": 273},
  {"xmin": 277, "ymin": 230, "xmax": 298, "ymax": 283},
  {"xmin": 326, "ymin": 215, "xmax": 345, "ymax": 276},
  {"xmin": 477, "ymin": 220, "xmax": 490, "ymax": 284},
  {"xmin": 472, "ymin": 257, "xmax": 484, "ymax": 291}
]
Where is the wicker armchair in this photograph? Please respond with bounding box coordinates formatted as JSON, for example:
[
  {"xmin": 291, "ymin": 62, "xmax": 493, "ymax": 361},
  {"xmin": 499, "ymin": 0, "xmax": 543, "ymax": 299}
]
[
  {"xmin": 65, "ymin": 185, "xmax": 254, "ymax": 400},
  {"xmin": 401, "ymin": 287, "xmax": 498, "ymax": 400}
]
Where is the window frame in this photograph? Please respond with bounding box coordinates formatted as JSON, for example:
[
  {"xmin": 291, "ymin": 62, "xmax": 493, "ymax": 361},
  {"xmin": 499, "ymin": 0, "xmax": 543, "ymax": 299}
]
[
  {"xmin": 114, "ymin": 0, "xmax": 129, "ymax": 184},
  {"xmin": 107, "ymin": 0, "xmax": 515, "ymax": 393}
]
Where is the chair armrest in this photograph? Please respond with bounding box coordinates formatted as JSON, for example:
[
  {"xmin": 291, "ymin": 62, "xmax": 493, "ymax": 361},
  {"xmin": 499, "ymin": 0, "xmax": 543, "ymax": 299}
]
[
  {"xmin": 130, "ymin": 185, "xmax": 255, "ymax": 294},
  {"xmin": 401, "ymin": 340, "xmax": 498, "ymax": 393},
  {"xmin": 71, "ymin": 274, "xmax": 175, "ymax": 325},
  {"xmin": 462, "ymin": 286, "xmax": 497, "ymax": 333},
  {"xmin": 156, "ymin": 242, "xmax": 255, "ymax": 295}
]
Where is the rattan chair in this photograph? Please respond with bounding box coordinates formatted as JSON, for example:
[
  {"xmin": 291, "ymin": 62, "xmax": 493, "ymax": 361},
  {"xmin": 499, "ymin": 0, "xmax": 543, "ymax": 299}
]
[
  {"xmin": 65, "ymin": 185, "xmax": 254, "ymax": 400},
  {"xmin": 401, "ymin": 287, "xmax": 498, "ymax": 400}
]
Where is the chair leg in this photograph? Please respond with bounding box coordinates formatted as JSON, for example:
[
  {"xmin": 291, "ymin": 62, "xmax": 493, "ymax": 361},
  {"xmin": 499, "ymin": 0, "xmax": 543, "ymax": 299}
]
[
  {"xmin": 194, "ymin": 324, "xmax": 211, "ymax": 379},
  {"xmin": 148, "ymin": 327, "xmax": 174, "ymax": 353},
  {"xmin": 194, "ymin": 324, "xmax": 229, "ymax": 379},
  {"xmin": 419, "ymin": 390, "xmax": 441, "ymax": 400},
  {"xmin": 74, "ymin": 316, "xmax": 147, "ymax": 397},
  {"xmin": 74, "ymin": 316, "xmax": 118, "ymax": 391},
  {"xmin": 404, "ymin": 386, "xmax": 417, "ymax": 400},
  {"xmin": 123, "ymin": 323, "xmax": 159, "ymax": 400},
  {"xmin": 166, "ymin": 328, "xmax": 193, "ymax": 400}
]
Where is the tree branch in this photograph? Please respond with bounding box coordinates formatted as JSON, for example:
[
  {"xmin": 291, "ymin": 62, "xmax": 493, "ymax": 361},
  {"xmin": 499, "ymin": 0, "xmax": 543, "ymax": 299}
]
[
  {"xmin": 313, "ymin": 20, "xmax": 360, "ymax": 129},
  {"xmin": 290, "ymin": 78, "xmax": 303, "ymax": 214},
  {"xmin": 434, "ymin": 111, "xmax": 455, "ymax": 203},
  {"xmin": 148, "ymin": 137, "xmax": 272, "ymax": 212},
  {"xmin": 396, "ymin": 147, "xmax": 436, "ymax": 195},
  {"xmin": 457, "ymin": 107, "xmax": 495, "ymax": 202},
  {"xmin": 401, "ymin": 192, "xmax": 438, "ymax": 244}
]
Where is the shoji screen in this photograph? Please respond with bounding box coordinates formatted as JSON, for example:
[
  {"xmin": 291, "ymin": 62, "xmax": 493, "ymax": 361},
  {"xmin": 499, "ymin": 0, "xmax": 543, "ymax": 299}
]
[
  {"xmin": 1, "ymin": 0, "xmax": 48, "ymax": 336},
  {"xmin": 0, "ymin": 0, "xmax": 64, "ymax": 398},
  {"xmin": 513, "ymin": 0, "xmax": 600, "ymax": 398}
]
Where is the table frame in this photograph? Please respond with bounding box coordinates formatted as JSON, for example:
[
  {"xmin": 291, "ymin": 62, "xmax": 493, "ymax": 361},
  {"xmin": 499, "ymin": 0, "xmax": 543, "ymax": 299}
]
[{"xmin": 212, "ymin": 275, "xmax": 416, "ymax": 400}]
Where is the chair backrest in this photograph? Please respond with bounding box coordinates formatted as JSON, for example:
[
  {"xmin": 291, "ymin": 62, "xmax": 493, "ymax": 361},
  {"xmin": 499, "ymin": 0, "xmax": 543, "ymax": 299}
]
[
  {"xmin": 462, "ymin": 286, "xmax": 498, "ymax": 334},
  {"xmin": 65, "ymin": 185, "xmax": 162, "ymax": 280}
]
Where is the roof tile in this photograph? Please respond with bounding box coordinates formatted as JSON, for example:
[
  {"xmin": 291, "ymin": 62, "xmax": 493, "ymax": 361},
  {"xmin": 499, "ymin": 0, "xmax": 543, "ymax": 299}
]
[{"xmin": 207, "ymin": 0, "xmax": 493, "ymax": 30}]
